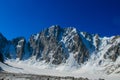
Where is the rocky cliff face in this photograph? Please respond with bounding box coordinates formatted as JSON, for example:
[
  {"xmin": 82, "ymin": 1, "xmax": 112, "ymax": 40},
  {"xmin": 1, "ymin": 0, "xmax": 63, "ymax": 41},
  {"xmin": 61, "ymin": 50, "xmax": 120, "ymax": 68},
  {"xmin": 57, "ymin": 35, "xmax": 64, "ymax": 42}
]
[
  {"xmin": 0, "ymin": 25, "xmax": 120, "ymax": 68},
  {"xmin": 0, "ymin": 33, "xmax": 8, "ymax": 62},
  {"xmin": 11, "ymin": 37, "xmax": 26, "ymax": 60},
  {"xmin": 29, "ymin": 26, "xmax": 89, "ymax": 65},
  {"xmin": 104, "ymin": 36, "xmax": 120, "ymax": 61}
]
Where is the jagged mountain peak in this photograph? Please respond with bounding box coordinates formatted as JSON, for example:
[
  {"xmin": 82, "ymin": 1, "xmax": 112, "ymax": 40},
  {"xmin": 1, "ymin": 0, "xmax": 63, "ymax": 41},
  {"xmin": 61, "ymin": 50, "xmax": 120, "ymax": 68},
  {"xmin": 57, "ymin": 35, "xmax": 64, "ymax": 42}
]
[
  {"xmin": 28, "ymin": 26, "xmax": 89, "ymax": 65},
  {"xmin": 0, "ymin": 26, "xmax": 120, "ymax": 77}
]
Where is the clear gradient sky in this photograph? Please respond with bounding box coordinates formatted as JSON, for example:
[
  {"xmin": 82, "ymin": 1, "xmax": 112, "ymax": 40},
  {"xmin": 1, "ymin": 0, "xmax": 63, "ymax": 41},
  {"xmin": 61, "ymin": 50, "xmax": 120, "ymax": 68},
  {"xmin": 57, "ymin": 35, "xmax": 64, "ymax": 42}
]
[{"xmin": 0, "ymin": 0, "xmax": 120, "ymax": 40}]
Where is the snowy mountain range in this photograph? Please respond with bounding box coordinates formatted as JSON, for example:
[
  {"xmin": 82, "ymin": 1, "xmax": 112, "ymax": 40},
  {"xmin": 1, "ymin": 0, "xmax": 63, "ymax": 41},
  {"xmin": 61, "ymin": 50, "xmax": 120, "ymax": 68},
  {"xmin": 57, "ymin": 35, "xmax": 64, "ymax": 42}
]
[{"xmin": 0, "ymin": 25, "xmax": 120, "ymax": 80}]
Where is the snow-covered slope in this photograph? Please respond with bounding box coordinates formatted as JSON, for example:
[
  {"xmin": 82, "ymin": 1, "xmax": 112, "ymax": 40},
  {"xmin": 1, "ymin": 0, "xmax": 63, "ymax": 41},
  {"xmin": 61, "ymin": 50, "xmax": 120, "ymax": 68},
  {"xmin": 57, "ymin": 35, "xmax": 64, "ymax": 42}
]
[
  {"xmin": 0, "ymin": 25, "xmax": 120, "ymax": 80},
  {"xmin": 0, "ymin": 59, "xmax": 119, "ymax": 80}
]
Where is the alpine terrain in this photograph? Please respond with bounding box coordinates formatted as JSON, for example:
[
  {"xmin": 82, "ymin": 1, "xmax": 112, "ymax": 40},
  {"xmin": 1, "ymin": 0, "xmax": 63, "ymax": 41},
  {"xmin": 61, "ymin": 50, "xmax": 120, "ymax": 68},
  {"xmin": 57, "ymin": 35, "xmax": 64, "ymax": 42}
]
[{"xmin": 0, "ymin": 25, "xmax": 120, "ymax": 80}]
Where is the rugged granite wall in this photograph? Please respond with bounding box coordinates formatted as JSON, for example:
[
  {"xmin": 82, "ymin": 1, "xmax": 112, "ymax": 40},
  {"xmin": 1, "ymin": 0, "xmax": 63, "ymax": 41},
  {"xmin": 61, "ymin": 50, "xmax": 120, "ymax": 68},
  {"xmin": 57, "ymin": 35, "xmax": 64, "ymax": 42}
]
[
  {"xmin": 29, "ymin": 26, "xmax": 68, "ymax": 64},
  {"xmin": 29, "ymin": 26, "xmax": 89, "ymax": 65},
  {"xmin": 104, "ymin": 36, "xmax": 120, "ymax": 61},
  {"xmin": 12, "ymin": 37, "xmax": 26, "ymax": 60}
]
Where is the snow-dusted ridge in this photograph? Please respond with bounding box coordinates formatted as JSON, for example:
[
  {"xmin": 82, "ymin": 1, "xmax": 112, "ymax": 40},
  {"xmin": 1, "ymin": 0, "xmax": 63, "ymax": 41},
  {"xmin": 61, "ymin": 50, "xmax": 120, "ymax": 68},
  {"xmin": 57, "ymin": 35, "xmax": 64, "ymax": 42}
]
[{"xmin": 0, "ymin": 25, "xmax": 120, "ymax": 80}]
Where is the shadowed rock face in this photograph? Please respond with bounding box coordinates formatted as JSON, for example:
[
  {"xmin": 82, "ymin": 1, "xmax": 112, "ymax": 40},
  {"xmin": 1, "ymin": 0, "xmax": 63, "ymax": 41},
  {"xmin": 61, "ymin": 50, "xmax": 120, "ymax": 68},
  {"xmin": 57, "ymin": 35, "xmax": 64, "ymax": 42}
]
[
  {"xmin": 12, "ymin": 37, "xmax": 26, "ymax": 60},
  {"xmin": 0, "ymin": 33, "xmax": 8, "ymax": 49},
  {"xmin": 62, "ymin": 28, "xmax": 89, "ymax": 64},
  {"xmin": 104, "ymin": 43, "xmax": 120, "ymax": 61},
  {"xmin": 29, "ymin": 26, "xmax": 66, "ymax": 64},
  {"xmin": 0, "ymin": 52, "xmax": 4, "ymax": 62},
  {"xmin": 103, "ymin": 36, "xmax": 120, "ymax": 62},
  {"xmin": 0, "ymin": 33, "xmax": 8, "ymax": 62},
  {"xmin": 29, "ymin": 26, "xmax": 89, "ymax": 65},
  {"xmin": 94, "ymin": 34, "xmax": 100, "ymax": 50}
]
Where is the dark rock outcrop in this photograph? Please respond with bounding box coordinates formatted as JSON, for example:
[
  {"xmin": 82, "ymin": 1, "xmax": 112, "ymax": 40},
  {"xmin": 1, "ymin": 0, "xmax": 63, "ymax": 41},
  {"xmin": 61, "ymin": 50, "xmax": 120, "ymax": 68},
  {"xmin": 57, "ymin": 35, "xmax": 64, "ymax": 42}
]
[
  {"xmin": 62, "ymin": 28, "xmax": 89, "ymax": 64},
  {"xmin": 0, "ymin": 33, "xmax": 8, "ymax": 49},
  {"xmin": 104, "ymin": 43, "xmax": 120, "ymax": 61},
  {"xmin": 12, "ymin": 37, "xmax": 26, "ymax": 60},
  {"xmin": 0, "ymin": 52, "xmax": 4, "ymax": 62},
  {"xmin": 29, "ymin": 26, "xmax": 68, "ymax": 64},
  {"xmin": 94, "ymin": 34, "xmax": 100, "ymax": 50},
  {"xmin": 0, "ymin": 33, "xmax": 8, "ymax": 62},
  {"xmin": 29, "ymin": 26, "xmax": 89, "ymax": 65}
]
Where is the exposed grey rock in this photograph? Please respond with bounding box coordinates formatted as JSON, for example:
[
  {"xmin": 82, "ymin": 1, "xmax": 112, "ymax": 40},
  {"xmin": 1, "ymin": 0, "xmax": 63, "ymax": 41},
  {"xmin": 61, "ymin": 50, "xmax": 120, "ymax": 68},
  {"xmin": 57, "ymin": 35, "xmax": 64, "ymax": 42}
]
[
  {"xmin": 29, "ymin": 26, "xmax": 89, "ymax": 65},
  {"xmin": 0, "ymin": 72, "xmax": 91, "ymax": 80},
  {"xmin": 72, "ymin": 33, "xmax": 89, "ymax": 64},
  {"xmin": 81, "ymin": 32, "xmax": 93, "ymax": 42},
  {"xmin": 12, "ymin": 37, "xmax": 26, "ymax": 60},
  {"xmin": 29, "ymin": 25, "xmax": 67, "ymax": 64},
  {"xmin": 94, "ymin": 34, "xmax": 100, "ymax": 50},
  {"xmin": 104, "ymin": 43, "xmax": 120, "ymax": 61},
  {"xmin": 111, "ymin": 36, "xmax": 120, "ymax": 43}
]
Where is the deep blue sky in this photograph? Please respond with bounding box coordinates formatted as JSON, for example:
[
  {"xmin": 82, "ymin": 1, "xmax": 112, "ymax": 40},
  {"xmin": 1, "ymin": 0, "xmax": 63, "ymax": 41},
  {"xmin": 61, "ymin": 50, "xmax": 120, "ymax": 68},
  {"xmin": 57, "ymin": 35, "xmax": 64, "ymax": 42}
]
[{"xmin": 0, "ymin": 0, "xmax": 120, "ymax": 40}]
